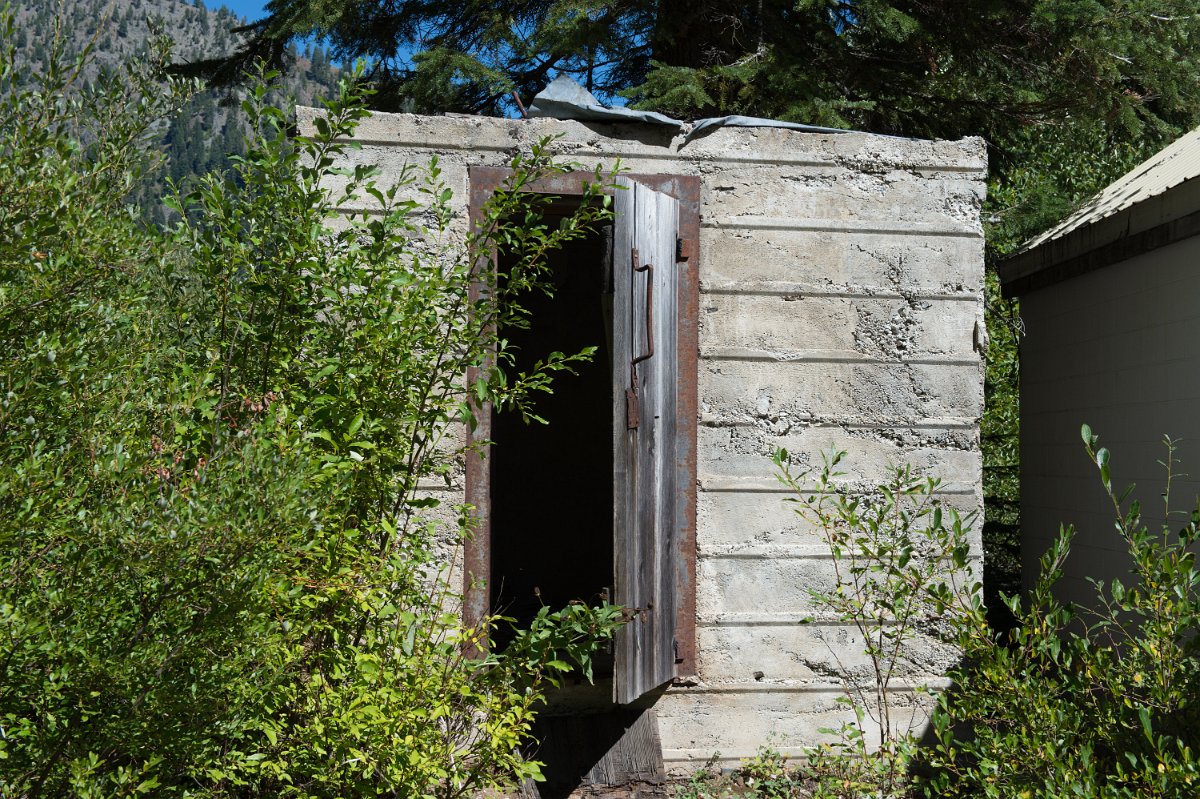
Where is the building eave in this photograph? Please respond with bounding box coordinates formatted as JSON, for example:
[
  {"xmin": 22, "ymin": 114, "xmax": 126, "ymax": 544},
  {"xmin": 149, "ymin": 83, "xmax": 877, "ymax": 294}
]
[{"xmin": 999, "ymin": 175, "xmax": 1200, "ymax": 297}]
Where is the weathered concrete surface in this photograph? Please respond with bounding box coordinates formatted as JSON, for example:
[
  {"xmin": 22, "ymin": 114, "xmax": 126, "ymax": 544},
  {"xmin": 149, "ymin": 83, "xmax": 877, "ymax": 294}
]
[
  {"xmin": 301, "ymin": 107, "xmax": 987, "ymax": 770},
  {"xmin": 698, "ymin": 489, "xmax": 981, "ymax": 549}
]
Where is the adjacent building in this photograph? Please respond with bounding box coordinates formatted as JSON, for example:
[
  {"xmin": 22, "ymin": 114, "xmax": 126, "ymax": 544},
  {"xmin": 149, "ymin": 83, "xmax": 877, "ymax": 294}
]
[{"xmin": 1000, "ymin": 126, "xmax": 1200, "ymax": 605}]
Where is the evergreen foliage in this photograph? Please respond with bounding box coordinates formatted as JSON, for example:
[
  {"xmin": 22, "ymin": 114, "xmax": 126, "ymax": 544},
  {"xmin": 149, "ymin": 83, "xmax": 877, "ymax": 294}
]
[{"xmin": 221, "ymin": 1, "xmax": 1200, "ymax": 190}]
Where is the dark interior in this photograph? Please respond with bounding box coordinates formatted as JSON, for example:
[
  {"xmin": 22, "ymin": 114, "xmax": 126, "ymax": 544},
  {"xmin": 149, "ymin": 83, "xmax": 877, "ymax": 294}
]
[{"xmin": 490, "ymin": 216, "xmax": 615, "ymax": 655}]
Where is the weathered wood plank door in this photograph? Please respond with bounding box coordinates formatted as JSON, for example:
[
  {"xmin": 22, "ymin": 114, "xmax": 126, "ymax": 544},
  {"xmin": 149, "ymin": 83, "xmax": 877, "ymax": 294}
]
[{"xmin": 613, "ymin": 177, "xmax": 680, "ymax": 705}]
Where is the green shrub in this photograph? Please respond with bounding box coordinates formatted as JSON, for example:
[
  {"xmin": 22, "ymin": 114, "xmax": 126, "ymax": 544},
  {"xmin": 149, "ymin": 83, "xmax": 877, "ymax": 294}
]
[
  {"xmin": 717, "ymin": 431, "xmax": 1200, "ymax": 799},
  {"xmin": 773, "ymin": 450, "xmax": 982, "ymax": 799},
  {"xmin": 0, "ymin": 13, "xmax": 621, "ymax": 797},
  {"xmin": 923, "ymin": 428, "xmax": 1200, "ymax": 798}
]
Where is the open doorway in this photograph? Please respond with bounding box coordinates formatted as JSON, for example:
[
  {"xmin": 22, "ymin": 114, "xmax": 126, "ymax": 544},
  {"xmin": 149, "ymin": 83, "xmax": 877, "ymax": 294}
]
[
  {"xmin": 463, "ymin": 167, "xmax": 701, "ymax": 796},
  {"xmin": 489, "ymin": 214, "xmax": 615, "ymax": 661},
  {"xmin": 464, "ymin": 167, "xmax": 701, "ymax": 700}
]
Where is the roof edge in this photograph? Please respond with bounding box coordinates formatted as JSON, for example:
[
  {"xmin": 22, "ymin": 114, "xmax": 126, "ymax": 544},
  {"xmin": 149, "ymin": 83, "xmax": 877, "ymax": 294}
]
[
  {"xmin": 292, "ymin": 106, "xmax": 990, "ymax": 173},
  {"xmin": 999, "ymin": 176, "xmax": 1200, "ymax": 296}
]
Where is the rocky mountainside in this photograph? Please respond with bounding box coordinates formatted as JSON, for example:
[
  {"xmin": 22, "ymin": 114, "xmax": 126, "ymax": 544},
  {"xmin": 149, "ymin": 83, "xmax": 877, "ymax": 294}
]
[{"xmin": 12, "ymin": 0, "xmax": 341, "ymax": 220}]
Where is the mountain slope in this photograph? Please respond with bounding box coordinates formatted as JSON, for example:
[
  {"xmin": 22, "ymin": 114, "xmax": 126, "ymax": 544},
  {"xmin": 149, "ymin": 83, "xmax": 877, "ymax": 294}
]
[{"xmin": 13, "ymin": 0, "xmax": 341, "ymax": 219}]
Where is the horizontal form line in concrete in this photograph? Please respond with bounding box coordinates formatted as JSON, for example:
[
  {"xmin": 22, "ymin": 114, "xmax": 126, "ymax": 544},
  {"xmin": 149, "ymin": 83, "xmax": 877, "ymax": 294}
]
[
  {"xmin": 697, "ymin": 416, "xmax": 979, "ymax": 430},
  {"xmin": 698, "ymin": 477, "xmax": 979, "ymax": 495},
  {"xmin": 700, "ymin": 546, "xmax": 976, "ymax": 561},
  {"xmin": 698, "ymin": 611, "xmax": 977, "ymax": 627},
  {"xmin": 662, "ymin": 748, "xmax": 813, "ymax": 766},
  {"xmin": 700, "ymin": 283, "xmax": 980, "ymax": 301},
  {"xmin": 414, "ymin": 480, "xmax": 463, "ymax": 492},
  {"xmin": 667, "ymin": 678, "xmax": 954, "ymax": 694},
  {"xmin": 328, "ymin": 212, "xmax": 986, "ymax": 242},
  {"xmin": 331, "ymin": 138, "xmax": 514, "ymax": 153},
  {"xmin": 324, "ymin": 143, "xmax": 985, "ymax": 177},
  {"xmin": 702, "ymin": 546, "xmax": 839, "ymax": 560},
  {"xmin": 330, "ymin": 205, "xmax": 390, "ymax": 217},
  {"xmin": 703, "ymin": 216, "xmax": 983, "ymax": 238},
  {"xmin": 585, "ymin": 151, "xmax": 835, "ymax": 168},
  {"xmin": 570, "ymin": 149, "xmax": 985, "ymax": 174},
  {"xmin": 700, "ymin": 347, "xmax": 980, "ymax": 366}
]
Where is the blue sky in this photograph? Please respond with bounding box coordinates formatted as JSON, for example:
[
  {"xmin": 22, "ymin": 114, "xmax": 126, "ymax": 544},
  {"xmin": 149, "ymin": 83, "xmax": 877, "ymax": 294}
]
[
  {"xmin": 214, "ymin": 0, "xmax": 332, "ymax": 61},
  {"xmin": 215, "ymin": 0, "xmax": 268, "ymax": 23}
]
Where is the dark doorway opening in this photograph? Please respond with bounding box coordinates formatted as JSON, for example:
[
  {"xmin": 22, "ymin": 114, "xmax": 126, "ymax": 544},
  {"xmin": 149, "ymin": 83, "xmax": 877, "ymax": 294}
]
[
  {"xmin": 464, "ymin": 167, "xmax": 702, "ymax": 799},
  {"xmin": 465, "ymin": 166, "xmax": 700, "ymax": 686},
  {"xmin": 489, "ymin": 214, "xmax": 615, "ymax": 663}
]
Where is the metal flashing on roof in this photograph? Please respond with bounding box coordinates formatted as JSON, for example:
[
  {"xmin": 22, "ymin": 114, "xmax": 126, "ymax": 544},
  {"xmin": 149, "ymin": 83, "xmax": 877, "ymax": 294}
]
[
  {"xmin": 527, "ymin": 74, "xmax": 685, "ymax": 127},
  {"xmin": 525, "ymin": 75, "xmax": 856, "ymax": 140},
  {"xmin": 1000, "ymin": 124, "xmax": 1200, "ymax": 295}
]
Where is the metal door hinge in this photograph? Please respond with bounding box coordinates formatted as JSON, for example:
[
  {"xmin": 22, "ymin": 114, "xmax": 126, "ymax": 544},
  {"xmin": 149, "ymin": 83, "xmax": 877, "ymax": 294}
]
[{"xmin": 676, "ymin": 237, "xmax": 693, "ymax": 262}]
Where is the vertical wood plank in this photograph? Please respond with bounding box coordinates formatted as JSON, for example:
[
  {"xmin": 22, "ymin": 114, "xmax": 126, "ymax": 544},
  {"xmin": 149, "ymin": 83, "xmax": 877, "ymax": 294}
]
[
  {"xmin": 650, "ymin": 186, "xmax": 679, "ymax": 693},
  {"xmin": 633, "ymin": 181, "xmax": 656, "ymax": 704},
  {"xmin": 612, "ymin": 178, "xmax": 637, "ymax": 703}
]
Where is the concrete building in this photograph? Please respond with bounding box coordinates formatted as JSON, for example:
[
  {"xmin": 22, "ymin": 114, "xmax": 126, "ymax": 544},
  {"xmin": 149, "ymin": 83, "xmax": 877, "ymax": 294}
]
[
  {"xmin": 1000, "ymin": 125, "xmax": 1200, "ymax": 606},
  {"xmin": 300, "ymin": 107, "xmax": 987, "ymax": 794}
]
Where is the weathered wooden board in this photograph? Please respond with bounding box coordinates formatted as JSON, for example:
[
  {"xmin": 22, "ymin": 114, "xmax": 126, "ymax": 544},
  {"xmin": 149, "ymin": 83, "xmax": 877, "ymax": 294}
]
[
  {"xmin": 614, "ymin": 178, "xmax": 680, "ymax": 705},
  {"xmin": 520, "ymin": 709, "xmax": 667, "ymax": 798}
]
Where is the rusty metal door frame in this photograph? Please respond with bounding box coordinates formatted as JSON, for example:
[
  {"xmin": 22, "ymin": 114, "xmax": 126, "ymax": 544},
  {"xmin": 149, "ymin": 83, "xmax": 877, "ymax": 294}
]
[{"xmin": 463, "ymin": 166, "xmax": 700, "ymax": 678}]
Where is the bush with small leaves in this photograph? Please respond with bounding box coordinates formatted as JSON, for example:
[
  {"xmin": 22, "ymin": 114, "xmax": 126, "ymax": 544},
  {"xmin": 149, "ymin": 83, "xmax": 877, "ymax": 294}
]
[
  {"xmin": 771, "ymin": 449, "xmax": 981, "ymax": 799},
  {"xmin": 922, "ymin": 427, "xmax": 1200, "ymax": 798},
  {"xmin": 745, "ymin": 433, "xmax": 1200, "ymax": 799},
  {"xmin": 0, "ymin": 10, "xmax": 623, "ymax": 796}
]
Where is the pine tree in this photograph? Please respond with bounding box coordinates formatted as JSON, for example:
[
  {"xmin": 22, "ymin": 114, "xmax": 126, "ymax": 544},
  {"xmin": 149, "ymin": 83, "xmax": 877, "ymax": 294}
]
[{"xmin": 185, "ymin": 0, "xmax": 1200, "ymax": 626}]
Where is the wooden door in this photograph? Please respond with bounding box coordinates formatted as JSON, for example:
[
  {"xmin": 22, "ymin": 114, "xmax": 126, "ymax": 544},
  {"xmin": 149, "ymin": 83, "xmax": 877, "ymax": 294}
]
[{"xmin": 612, "ymin": 177, "xmax": 680, "ymax": 705}]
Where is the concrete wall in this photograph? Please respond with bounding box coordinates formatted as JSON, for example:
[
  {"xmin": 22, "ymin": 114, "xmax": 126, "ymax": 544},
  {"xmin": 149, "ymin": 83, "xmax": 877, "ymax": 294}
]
[
  {"xmin": 299, "ymin": 108, "xmax": 987, "ymax": 769},
  {"xmin": 1020, "ymin": 234, "xmax": 1200, "ymax": 607}
]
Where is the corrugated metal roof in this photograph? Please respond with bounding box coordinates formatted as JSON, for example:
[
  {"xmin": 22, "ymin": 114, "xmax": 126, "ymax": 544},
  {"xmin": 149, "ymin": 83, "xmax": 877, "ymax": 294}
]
[{"xmin": 1021, "ymin": 124, "xmax": 1200, "ymax": 250}]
